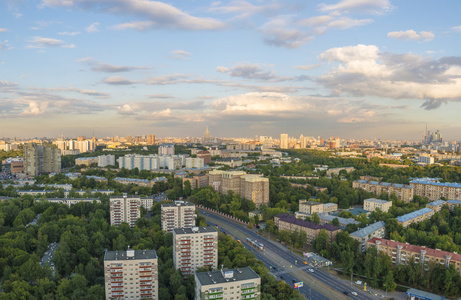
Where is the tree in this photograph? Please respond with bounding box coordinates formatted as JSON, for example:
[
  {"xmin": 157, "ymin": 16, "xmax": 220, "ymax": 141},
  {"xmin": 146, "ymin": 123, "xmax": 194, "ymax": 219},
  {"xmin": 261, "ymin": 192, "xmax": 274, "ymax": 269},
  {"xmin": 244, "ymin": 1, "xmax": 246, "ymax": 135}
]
[{"xmin": 312, "ymin": 213, "xmax": 320, "ymax": 224}]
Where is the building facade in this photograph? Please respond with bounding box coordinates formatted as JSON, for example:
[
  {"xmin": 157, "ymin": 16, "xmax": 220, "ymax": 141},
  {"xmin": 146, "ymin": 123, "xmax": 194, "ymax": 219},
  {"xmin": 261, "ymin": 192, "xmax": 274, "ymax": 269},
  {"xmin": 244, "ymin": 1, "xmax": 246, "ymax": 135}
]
[
  {"xmin": 299, "ymin": 200, "xmax": 324, "ymax": 214},
  {"xmin": 104, "ymin": 249, "xmax": 158, "ymax": 300},
  {"xmin": 98, "ymin": 154, "xmax": 116, "ymax": 167},
  {"xmin": 367, "ymin": 238, "xmax": 461, "ymax": 275},
  {"xmin": 363, "ymin": 198, "xmax": 393, "ymax": 212},
  {"xmin": 161, "ymin": 201, "xmax": 196, "ymax": 232},
  {"xmin": 24, "ymin": 143, "xmax": 61, "ymax": 176},
  {"xmin": 274, "ymin": 213, "xmax": 341, "ymax": 244},
  {"xmin": 410, "ymin": 178, "xmax": 461, "ymax": 201},
  {"xmin": 396, "ymin": 207, "xmax": 434, "ymax": 228},
  {"xmin": 195, "ymin": 267, "xmax": 261, "ymax": 300},
  {"xmin": 110, "ymin": 194, "xmax": 141, "ymax": 228},
  {"xmin": 350, "ymin": 221, "xmax": 386, "ymax": 252},
  {"xmin": 173, "ymin": 227, "xmax": 218, "ymax": 276},
  {"xmin": 352, "ymin": 180, "xmax": 414, "ymax": 202},
  {"xmin": 426, "ymin": 200, "xmax": 447, "ymax": 212},
  {"xmin": 158, "ymin": 144, "xmax": 175, "ymax": 156},
  {"xmin": 185, "ymin": 157, "xmax": 205, "ymax": 169},
  {"xmin": 280, "ymin": 134, "xmax": 288, "ymax": 149}
]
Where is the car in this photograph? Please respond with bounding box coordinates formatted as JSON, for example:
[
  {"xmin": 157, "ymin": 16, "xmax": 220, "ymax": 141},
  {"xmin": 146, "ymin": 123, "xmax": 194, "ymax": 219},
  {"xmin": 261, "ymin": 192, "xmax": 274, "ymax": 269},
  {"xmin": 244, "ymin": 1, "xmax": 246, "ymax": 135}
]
[
  {"xmin": 272, "ymin": 266, "xmax": 278, "ymax": 271},
  {"xmin": 351, "ymin": 292, "xmax": 358, "ymax": 296},
  {"xmin": 280, "ymin": 276, "xmax": 284, "ymax": 279},
  {"xmin": 308, "ymin": 268, "xmax": 314, "ymax": 273},
  {"xmin": 355, "ymin": 280, "xmax": 362, "ymax": 285},
  {"xmin": 343, "ymin": 291, "xmax": 350, "ymax": 295},
  {"xmin": 302, "ymin": 261, "xmax": 308, "ymax": 265}
]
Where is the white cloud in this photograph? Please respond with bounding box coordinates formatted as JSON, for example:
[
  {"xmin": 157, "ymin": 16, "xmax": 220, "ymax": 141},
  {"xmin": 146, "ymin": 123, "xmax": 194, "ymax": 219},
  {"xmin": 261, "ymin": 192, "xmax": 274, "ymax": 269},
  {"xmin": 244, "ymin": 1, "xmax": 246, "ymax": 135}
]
[
  {"xmin": 42, "ymin": 0, "xmax": 224, "ymax": 31},
  {"xmin": 103, "ymin": 76, "xmax": 137, "ymax": 85},
  {"xmin": 298, "ymin": 15, "xmax": 333, "ymax": 26},
  {"xmin": 79, "ymin": 58, "xmax": 150, "ymax": 72},
  {"xmin": 0, "ymin": 28, "xmax": 8, "ymax": 32},
  {"xmin": 170, "ymin": 50, "xmax": 191, "ymax": 60},
  {"xmin": 86, "ymin": 22, "xmax": 100, "ymax": 33},
  {"xmin": 453, "ymin": 26, "xmax": 461, "ymax": 32},
  {"xmin": 319, "ymin": 0, "xmax": 393, "ymax": 14},
  {"xmin": 294, "ymin": 63, "xmax": 322, "ymax": 71},
  {"xmin": 387, "ymin": 30, "xmax": 435, "ymax": 41},
  {"xmin": 216, "ymin": 63, "xmax": 276, "ymax": 80},
  {"xmin": 327, "ymin": 17, "xmax": 373, "ymax": 29},
  {"xmin": 20, "ymin": 101, "xmax": 49, "ymax": 116},
  {"xmin": 208, "ymin": 1, "xmax": 280, "ymax": 19},
  {"xmin": 58, "ymin": 31, "xmax": 81, "ymax": 36},
  {"xmin": 318, "ymin": 44, "xmax": 461, "ymax": 109},
  {"xmin": 27, "ymin": 36, "xmax": 75, "ymax": 48},
  {"xmin": 260, "ymin": 16, "xmax": 313, "ymax": 48}
]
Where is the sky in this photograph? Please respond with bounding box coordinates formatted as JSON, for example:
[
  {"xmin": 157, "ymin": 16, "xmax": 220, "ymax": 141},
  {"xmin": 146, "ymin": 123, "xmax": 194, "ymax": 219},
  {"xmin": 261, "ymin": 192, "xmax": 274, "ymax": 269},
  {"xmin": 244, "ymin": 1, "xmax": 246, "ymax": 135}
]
[{"xmin": 1, "ymin": 0, "xmax": 461, "ymax": 140}]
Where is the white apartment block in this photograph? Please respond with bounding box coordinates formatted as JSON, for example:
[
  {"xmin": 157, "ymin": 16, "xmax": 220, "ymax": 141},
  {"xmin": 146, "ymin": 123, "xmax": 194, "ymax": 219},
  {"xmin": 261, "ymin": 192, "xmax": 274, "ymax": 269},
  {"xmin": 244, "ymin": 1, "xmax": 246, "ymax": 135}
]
[
  {"xmin": 140, "ymin": 197, "xmax": 154, "ymax": 211},
  {"xmin": 110, "ymin": 194, "xmax": 141, "ymax": 228},
  {"xmin": 185, "ymin": 157, "xmax": 205, "ymax": 169},
  {"xmin": 195, "ymin": 268, "xmax": 261, "ymax": 300},
  {"xmin": 159, "ymin": 144, "xmax": 175, "ymax": 155},
  {"xmin": 173, "ymin": 227, "xmax": 218, "ymax": 276},
  {"xmin": 117, "ymin": 154, "xmax": 186, "ymax": 170},
  {"xmin": 98, "ymin": 154, "xmax": 116, "ymax": 167},
  {"xmin": 161, "ymin": 201, "xmax": 196, "ymax": 232},
  {"xmin": 363, "ymin": 198, "xmax": 393, "ymax": 212},
  {"xmin": 104, "ymin": 249, "xmax": 158, "ymax": 300}
]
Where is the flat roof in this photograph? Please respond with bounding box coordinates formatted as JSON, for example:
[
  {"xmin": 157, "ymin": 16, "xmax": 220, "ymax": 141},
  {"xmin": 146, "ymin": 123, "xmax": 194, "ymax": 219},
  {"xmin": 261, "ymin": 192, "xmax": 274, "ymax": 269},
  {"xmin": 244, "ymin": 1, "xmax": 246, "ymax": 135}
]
[
  {"xmin": 364, "ymin": 198, "xmax": 392, "ymax": 204},
  {"xmin": 104, "ymin": 249, "xmax": 157, "ymax": 261},
  {"xmin": 447, "ymin": 200, "xmax": 461, "ymax": 205},
  {"xmin": 196, "ymin": 267, "xmax": 260, "ymax": 286},
  {"xmin": 410, "ymin": 179, "xmax": 461, "ymax": 188},
  {"xmin": 162, "ymin": 201, "xmax": 195, "ymax": 207},
  {"xmin": 406, "ymin": 288, "xmax": 445, "ymax": 300},
  {"xmin": 426, "ymin": 200, "xmax": 447, "ymax": 207},
  {"xmin": 396, "ymin": 208, "xmax": 434, "ymax": 223},
  {"xmin": 350, "ymin": 221, "xmax": 386, "ymax": 239},
  {"xmin": 275, "ymin": 213, "xmax": 341, "ymax": 232},
  {"xmin": 173, "ymin": 226, "xmax": 217, "ymax": 235}
]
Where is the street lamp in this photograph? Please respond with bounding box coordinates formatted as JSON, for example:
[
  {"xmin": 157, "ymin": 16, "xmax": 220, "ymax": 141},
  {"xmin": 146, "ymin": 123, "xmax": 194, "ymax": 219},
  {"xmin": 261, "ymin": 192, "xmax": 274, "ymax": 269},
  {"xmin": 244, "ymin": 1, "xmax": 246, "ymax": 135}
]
[
  {"xmin": 310, "ymin": 280, "xmax": 316, "ymax": 300},
  {"xmin": 383, "ymin": 283, "xmax": 388, "ymax": 299}
]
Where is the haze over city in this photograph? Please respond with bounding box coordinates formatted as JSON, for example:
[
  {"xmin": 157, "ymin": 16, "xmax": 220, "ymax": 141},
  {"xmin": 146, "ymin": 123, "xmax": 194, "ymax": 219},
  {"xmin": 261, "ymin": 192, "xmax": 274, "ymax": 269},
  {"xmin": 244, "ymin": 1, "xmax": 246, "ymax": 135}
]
[{"xmin": 1, "ymin": 0, "xmax": 461, "ymax": 140}]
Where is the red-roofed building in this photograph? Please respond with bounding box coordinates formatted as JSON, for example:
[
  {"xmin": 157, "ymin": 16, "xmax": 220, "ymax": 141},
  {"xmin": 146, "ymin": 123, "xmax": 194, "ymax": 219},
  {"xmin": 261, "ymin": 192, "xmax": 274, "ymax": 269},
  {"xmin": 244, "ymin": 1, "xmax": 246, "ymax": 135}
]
[
  {"xmin": 367, "ymin": 237, "xmax": 461, "ymax": 275},
  {"xmin": 274, "ymin": 213, "xmax": 341, "ymax": 244},
  {"xmin": 197, "ymin": 150, "xmax": 211, "ymax": 165}
]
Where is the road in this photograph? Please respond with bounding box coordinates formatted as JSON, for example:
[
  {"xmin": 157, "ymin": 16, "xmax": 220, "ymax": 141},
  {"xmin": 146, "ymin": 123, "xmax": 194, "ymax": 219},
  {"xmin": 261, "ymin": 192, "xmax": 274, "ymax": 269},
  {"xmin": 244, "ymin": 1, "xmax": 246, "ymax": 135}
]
[{"xmin": 199, "ymin": 208, "xmax": 374, "ymax": 300}]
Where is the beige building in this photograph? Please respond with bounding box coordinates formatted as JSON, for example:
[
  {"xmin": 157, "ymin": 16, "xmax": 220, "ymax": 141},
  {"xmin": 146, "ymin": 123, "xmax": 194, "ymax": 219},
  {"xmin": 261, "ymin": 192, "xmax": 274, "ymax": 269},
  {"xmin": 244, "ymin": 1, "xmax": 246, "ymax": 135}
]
[
  {"xmin": 208, "ymin": 170, "xmax": 269, "ymax": 207},
  {"xmin": 280, "ymin": 133, "xmax": 288, "ymax": 149},
  {"xmin": 298, "ymin": 200, "xmax": 338, "ymax": 214},
  {"xmin": 23, "ymin": 143, "xmax": 61, "ymax": 176},
  {"xmin": 173, "ymin": 227, "xmax": 218, "ymax": 276},
  {"xmin": 363, "ymin": 198, "xmax": 393, "ymax": 212},
  {"xmin": 350, "ymin": 221, "xmax": 386, "ymax": 252},
  {"xmin": 396, "ymin": 208, "xmax": 434, "ymax": 228},
  {"xmin": 195, "ymin": 267, "xmax": 261, "ymax": 300},
  {"xmin": 104, "ymin": 249, "xmax": 158, "ymax": 300},
  {"xmin": 274, "ymin": 213, "xmax": 341, "ymax": 244},
  {"xmin": 367, "ymin": 238, "xmax": 461, "ymax": 275},
  {"xmin": 183, "ymin": 174, "xmax": 210, "ymax": 190},
  {"xmin": 110, "ymin": 194, "xmax": 141, "ymax": 228},
  {"xmin": 410, "ymin": 178, "xmax": 461, "ymax": 201},
  {"xmin": 426, "ymin": 200, "xmax": 447, "ymax": 212},
  {"xmin": 75, "ymin": 157, "xmax": 98, "ymax": 167},
  {"xmin": 161, "ymin": 201, "xmax": 196, "ymax": 232},
  {"xmin": 352, "ymin": 180, "xmax": 414, "ymax": 202}
]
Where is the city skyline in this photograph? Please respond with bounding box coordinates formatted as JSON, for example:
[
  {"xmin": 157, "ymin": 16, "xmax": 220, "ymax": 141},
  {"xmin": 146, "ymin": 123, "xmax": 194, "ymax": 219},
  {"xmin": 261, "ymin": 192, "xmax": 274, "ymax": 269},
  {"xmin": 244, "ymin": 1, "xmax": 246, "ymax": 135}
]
[{"xmin": 1, "ymin": 0, "xmax": 461, "ymax": 140}]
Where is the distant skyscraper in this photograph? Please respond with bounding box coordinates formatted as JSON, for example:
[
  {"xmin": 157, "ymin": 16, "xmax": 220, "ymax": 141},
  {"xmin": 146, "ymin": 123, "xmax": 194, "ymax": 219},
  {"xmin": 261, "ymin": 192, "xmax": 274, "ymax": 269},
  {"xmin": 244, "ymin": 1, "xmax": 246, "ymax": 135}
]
[
  {"xmin": 23, "ymin": 143, "xmax": 61, "ymax": 176},
  {"xmin": 280, "ymin": 133, "xmax": 288, "ymax": 149},
  {"xmin": 147, "ymin": 134, "xmax": 155, "ymax": 145},
  {"xmin": 202, "ymin": 126, "xmax": 212, "ymax": 144}
]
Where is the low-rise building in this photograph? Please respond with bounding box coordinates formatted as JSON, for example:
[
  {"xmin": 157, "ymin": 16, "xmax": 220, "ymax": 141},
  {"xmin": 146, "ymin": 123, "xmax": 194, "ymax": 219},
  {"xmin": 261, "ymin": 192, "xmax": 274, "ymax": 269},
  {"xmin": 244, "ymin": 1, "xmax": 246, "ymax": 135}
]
[
  {"xmin": 447, "ymin": 200, "xmax": 461, "ymax": 210},
  {"xmin": 353, "ymin": 180, "xmax": 414, "ymax": 202},
  {"xmin": 104, "ymin": 249, "xmax": 158, "ymax": 300},
  {"xmin": 426, "ymin": 200, "xmax": 447, "ymax": 212},
  {"xmin": 325, "ymin": 167, "xmax": 355, "ymax": 177},
  {"xmin": 274, "ymin": 213, "xmax": 341, "ymax": 244},
  {"xmin": 410, "ymin": 178, "xmax": 461, "ymax": 201},
  {"xmin": 215, "ymin": 158, "xmax": 243, "ymax": 168},
  {"xmin": 75, "ymin": 157, "xmax": 98, "ymax": 167},
  {"xmin": 173, "ymin": 227, "xmax": 218, "ymax": 276},
  {"xmin": 323, "ymin": 203, "xmax": 338, "ymax": 213},
  {"xmin": 36, "ymin": 198, "xmax": 100, "ymax": 207},
  {"xmin": 350, "ymin": 221, "xmax": 386, "ymax": 252},
  {"xmin": 299, "ymin": 200, "xmax": 324, "ymax": 214},
  {"xmin": 183, "ymin": 174, "xmax": 209, "ymax": 190},
  {"xmin": 396, "ymin": 207, "xmax": 435, "ymax": 227},
  {"xmin": 367, "ymin": 237, "xmax": 461, "ymax": 275},
  {"xmin": 318, "ymin": 213, "xmax": 359, "ymax": 228},
  {"xmin": 195, "ymin": 267, "xmax": 261, "ymax": 300},
  {"xmin": 363, "ymin": 198, "xmax": 393, "ymax": 212},
  {"xmin": 113, "ymin": 177, "xmax": 167, "ymax": 187}
]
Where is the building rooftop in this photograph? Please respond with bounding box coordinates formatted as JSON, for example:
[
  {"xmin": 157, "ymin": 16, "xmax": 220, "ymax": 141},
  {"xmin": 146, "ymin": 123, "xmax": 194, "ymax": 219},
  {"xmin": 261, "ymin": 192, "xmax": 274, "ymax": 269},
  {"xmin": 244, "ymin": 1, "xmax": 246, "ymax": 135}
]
[
  {"xmin": 410, "ymin": 179, "xmax": 461, "ymax": 188},
  {"xmin": 275, "ymin": 213, "xmax": 341, "ymax": 232},
  {"xmin": 318, "ymin": 213, "xmax": 359, "ymax": 226},
  {"xmin": 364, "ymin": 198, "xmax": 392, "ymax": 204},
  {"xmin": 110, "ymin": 195, "xmax": 141, "ymax": 199},
  {"xmin": 426, "ymin": 200, "xmax": 447, "ymax": 207},
  {"xmin": 350, "ymin": 221, "xmax": 386, "ymax": 239},
  {"xmin": 396, "ymin": 208, "xmax": 434, "ymax": 223},
  {"xmin": 368, "ymin": 237, "xmax": 461, "ymax": 263},
  {"xmin": 323, "ymin": 203, "xmax": 337, "ymax": 207},
  {"xmin": 300, "ymin": 200, "xmax": 323, "ymax": 206},
  {"xmin": 173, "ymin": 226, "xmax": 217, "ymax": 235},
  {"xmin": 196, "ymin": 267, "xmax": 260, "ymax": 286},
  {"xmin": 104, "ymin": 249, "xmax": 157, "ymax": 261},
  {"xmin": 355, "ymin": 180, "xmax": 413, "ymax": 189},
  {"xmin": 405, "ymin": 288, "xmax": 444, "ymax": 300},
  {"xmin": 161, "ymin": 200, "xmax": 195, "ymax": 207},
  {"xmin": 447, "ymin": 200, "xmax": 461, "ymax": 205}
]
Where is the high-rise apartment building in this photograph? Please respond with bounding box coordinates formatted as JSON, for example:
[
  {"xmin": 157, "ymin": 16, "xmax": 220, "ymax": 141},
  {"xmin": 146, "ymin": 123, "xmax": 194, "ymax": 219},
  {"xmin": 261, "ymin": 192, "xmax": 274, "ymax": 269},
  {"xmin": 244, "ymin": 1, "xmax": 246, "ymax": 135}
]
[
  {"xmin": 98, "ymin": 154, "xmax": 115, "ymax": 167},
  {"xmin": 280, "ymin": 133, "xmax": 288, "ymax": 149},
  {"xmin": 147, "ymin": 134, "xmax": 155, "ymax": 145},
  {"xmin": 158, "ymin": 143, "xmax": 175, "ymax": 155},
  {"xmin": 161, "ymin": 201, "xmax": 196, "ymax": 232},
  {"xmin": 104, "ymin": 248, "xmax": 158, "ymax": 300},
  {"xmin": 208, "ymin": 170, "xmax": 269, "ymax": 207},
  {"xmin": 195, "ymin": 267, "xmax": 261, "ymax": 300},
  {"xmin": 173, "ymin": 226, "xmax": 218, "ymax": 276},
  {"xmin": 110, "ymin": 194, "xmax": 141, "ymax": 228},
  {"xmin": 185, "ymin": 157, "xmax": 205, "ymax": 169},
  {"xmin": 23, "ymin": 143, "xmax": 61, "ymax": 176}
]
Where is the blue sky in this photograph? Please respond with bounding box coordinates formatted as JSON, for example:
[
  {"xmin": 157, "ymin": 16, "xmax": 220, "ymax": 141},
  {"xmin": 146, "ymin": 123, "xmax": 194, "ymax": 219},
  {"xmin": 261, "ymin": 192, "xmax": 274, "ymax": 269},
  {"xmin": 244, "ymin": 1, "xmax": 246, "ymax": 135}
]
[{"xmin": 1, "ymin": 0, "xmax": 461, "ymax": 140}]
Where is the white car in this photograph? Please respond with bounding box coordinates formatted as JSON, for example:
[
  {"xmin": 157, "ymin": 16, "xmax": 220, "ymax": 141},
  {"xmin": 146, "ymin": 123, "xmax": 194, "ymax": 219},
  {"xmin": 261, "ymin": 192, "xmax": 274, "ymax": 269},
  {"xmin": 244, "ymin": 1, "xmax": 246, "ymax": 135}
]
[
  {"xmin": 351, "ymin": 292, "xmax": 358, "ymax": 296},
  {"xmin": 308, "ymin": 268, "xmax": 314, "ymax": 273},
  {"xmin": 355, "ymin": 280, "xmax": 362, "ymax": 285}
]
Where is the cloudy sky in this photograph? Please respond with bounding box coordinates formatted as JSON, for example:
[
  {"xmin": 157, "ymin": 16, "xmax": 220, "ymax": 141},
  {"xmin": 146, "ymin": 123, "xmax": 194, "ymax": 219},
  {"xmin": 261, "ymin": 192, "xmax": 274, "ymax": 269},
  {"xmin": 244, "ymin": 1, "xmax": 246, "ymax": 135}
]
[{"xmin": 1, "ymin": 0, "xmax": 461, "ymax": 140}]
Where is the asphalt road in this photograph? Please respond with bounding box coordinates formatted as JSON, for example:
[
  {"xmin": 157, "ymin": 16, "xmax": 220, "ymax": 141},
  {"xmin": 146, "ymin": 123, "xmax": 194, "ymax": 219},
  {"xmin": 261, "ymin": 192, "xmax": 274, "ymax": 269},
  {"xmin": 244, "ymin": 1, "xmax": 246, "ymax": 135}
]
[{"xmin": 199, "ymin": 208, "xmax": 374, "ymax": 300}]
